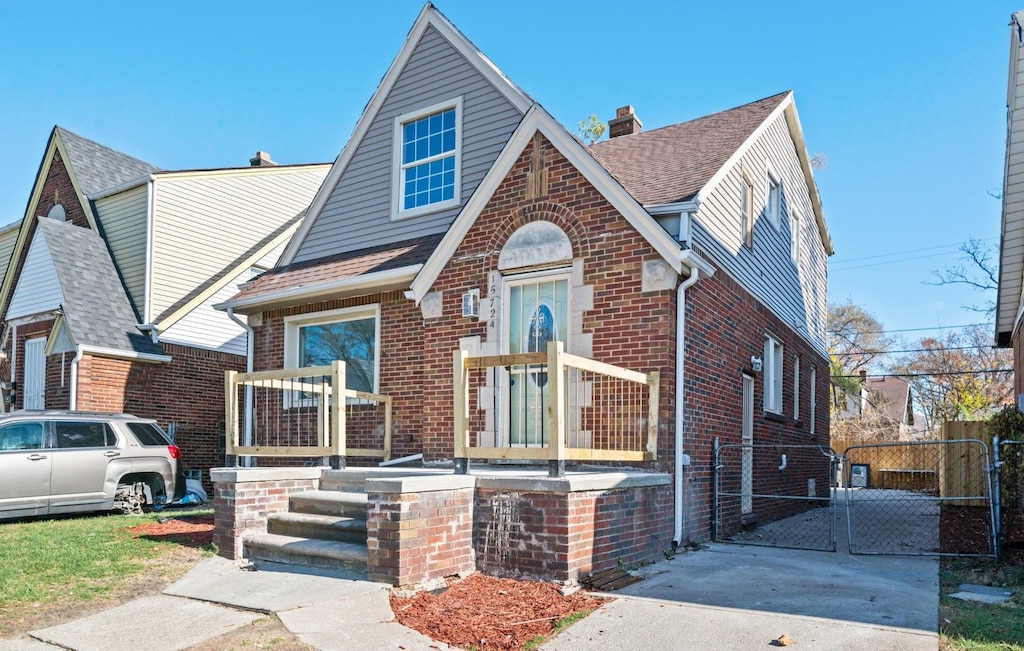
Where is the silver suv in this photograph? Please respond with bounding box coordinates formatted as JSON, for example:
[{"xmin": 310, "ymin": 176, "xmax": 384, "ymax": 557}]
[{"xmin": 0, "ymin": 411, "xmax": 186, "ymax": 519}]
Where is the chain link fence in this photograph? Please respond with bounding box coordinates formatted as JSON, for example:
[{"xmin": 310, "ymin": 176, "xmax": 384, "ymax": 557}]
[
  {"xmin": 995, "ymin": 438, "xmax": 1024, "ymax": 557},
  {"xmin": 844, "ymin": 440, "xmax": 995, "ymax": 557},
  {"xmin": 713, "ymin": 442, "xmax": 837, "ymax": 551}
]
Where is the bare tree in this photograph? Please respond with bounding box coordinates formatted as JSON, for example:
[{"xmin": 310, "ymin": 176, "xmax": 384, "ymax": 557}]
[{"xmin": 929, "ymin": 238, "xmax": 998, "ymax": 316}]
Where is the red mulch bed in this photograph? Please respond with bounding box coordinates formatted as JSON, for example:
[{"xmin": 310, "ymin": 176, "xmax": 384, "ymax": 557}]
[
  {"xmin": 390, "ymin": 573, "xmax": 608, "ymax": 651},
  {"xmin": 126, "ymin": 515, "xmax": 215, "ymax": 548}
]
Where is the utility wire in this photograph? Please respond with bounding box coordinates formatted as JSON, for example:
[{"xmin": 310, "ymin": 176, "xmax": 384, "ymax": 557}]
[
  {"xmin": 836, "ymin": 344, "xmax": 1000, "ymax": 355},
  {"xmin": 832, "ymin": 369, "xmax": 1012, "ymax": 379},
  {"xmin": 829, "ymin": 237, "xmax": 997, "ymax": 266},
  {"xmin": 827, "ymin": 322, "xmax": 989, "ymax": 335}
]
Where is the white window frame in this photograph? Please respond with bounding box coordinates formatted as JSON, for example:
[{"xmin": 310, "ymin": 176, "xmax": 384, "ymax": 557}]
[
  {"xmin": 793, "ymin": 355, "xmax": 801, "ymax": 421},
  {"xmin": 283, "ymin": 305, "xmax": 381, "ymax": 394},
  {"xmin": 790, "ymin": 206, "xmax": 801, "ymax": 263},
  {"xmin": 810, "ymin": 366, "xmax": 817, "ymax": 435},
  {"xmin": 763, "ymin": 335, "xmax": 783, "ymax": 414},
  {"xmin": 741, "ymin": 170, "xmax": 754, "ymax": 249},
  {"xmin": 391, "ymin": 96, "xmax": 463, "ymax": 221},
  {"xmin": 766, "ymin": 167, "xmax": 781, "ymax": 230}
]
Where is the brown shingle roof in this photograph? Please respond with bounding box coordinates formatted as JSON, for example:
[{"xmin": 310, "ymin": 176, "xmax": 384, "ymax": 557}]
[
  {"xmin": 589, "ymin": 91, "xmax": 790, "ymax": 205},
  {"xmin": 866, "ymin": 377, "xmax": 911, "ymax": 425},
  {"xmin": 224, "ymin": 234, "xmax": 443, "ymax": 307}
]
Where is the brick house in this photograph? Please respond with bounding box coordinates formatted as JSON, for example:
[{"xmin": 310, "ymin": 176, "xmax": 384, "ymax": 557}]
[
  {"xmin": 0, "ymin": 126, "xmax": 328, "ymax": 484},
  {"xmin": 214, "ymin": 4, "xmax": 833, "ymax": 580}
]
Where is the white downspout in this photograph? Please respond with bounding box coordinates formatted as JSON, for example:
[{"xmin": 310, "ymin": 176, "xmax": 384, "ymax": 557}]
[
  {"xmin": 69, "ymin": 345, "xmax": 84, "ymax": 411},
  {"xmin": 673, "ymin": 264, "xmax": 701, "ymax": 548},
  {"xmin": 226, "ymin": 307, "xmax": 254, "ymax": 467}
]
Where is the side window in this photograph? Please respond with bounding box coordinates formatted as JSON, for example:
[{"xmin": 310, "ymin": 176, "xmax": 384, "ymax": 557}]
[
  {"xmin": 0, "ymin": 422, "xmax": 45, "ymax": 451},
  {"xmin": 126, "ymin": 422, "xmax": 172, "ymax": 446},
  {"xmin": 54, "ymin": 422, "xmax": 116, "ymax": 449}
]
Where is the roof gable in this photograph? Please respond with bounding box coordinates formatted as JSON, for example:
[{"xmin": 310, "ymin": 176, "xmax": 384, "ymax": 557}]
[
  {"xmin": 409, "ymin": 105, "xmax": 684, "ymax": 302},
  {"xmin": 280, "ymin": 3, "xmax": 532, "ymax": 266},
  {"xmin": 35, "ymin": 217, "xmax": 162, "ymax": 356},
  {"xmin": 997, "ymin": 11, "xmax": 1024, "ymax": 345},
  {"xmin": 7, "ymin": 224, "xmax": 64, "ymax": 319},
  {"xmin": 590, "ymin": 92, "xmax": 832, "ymax": 256}
]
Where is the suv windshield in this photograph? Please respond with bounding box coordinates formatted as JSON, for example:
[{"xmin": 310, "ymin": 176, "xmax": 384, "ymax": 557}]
[{"xmin": 126, "ymin": 422, "xmax": 172, "ymax": 446}]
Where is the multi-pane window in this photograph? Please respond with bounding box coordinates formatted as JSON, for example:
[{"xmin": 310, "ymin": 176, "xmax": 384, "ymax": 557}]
[
  {"xmin": 764, "ymin": 336, "xmax": 783, "ymax": 413},
  {"xmin": 741, "ymin": 172, "xmax": 754, "ymax": 248},
  {"xmin": 393, "ymin": 99, "xmax": 461, "ymax": 217}
]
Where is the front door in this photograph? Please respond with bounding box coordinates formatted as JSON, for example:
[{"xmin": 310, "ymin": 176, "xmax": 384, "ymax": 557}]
[
  {"xmin": 504, "ymin": 274, "xmax": 569, "ymax": 446},
  {"xmin": 742, "ymin": 374, "xmax": 754, "ymax": 514},
  {"xmin": 23, "ymin": 338, "xmax": 46, "ymax": 410}
]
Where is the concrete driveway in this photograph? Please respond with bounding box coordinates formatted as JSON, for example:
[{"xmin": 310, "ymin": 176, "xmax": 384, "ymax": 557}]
[{"xmin": 543, "ymin": 490, "xmax": 939, "ymax": 651}]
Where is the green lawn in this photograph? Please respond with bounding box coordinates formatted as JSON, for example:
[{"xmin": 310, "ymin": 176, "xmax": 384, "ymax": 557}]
[
  {"xmin": 0, "ymin": 509, "xmax": 214, "ymax": 608},
  {"xmin": 940, "ymin": 558, "xmax": 1024, "ymax": 651}
]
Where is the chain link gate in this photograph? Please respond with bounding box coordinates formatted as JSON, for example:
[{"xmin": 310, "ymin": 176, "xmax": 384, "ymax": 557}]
[
  {"xmin": 713, "ymin": 441, "xmax": 839, "ymax": 551},
  {"xmin": 994, "ymin": 438, "xmax": 1024, "ymax": 558},
  {"xmin": 843, "ymin": 439, "xmax": 996, "ymax": 557}
]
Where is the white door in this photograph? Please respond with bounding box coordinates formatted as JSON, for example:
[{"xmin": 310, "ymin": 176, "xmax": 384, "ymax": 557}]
[
  {"xmin": 504, "ymin": 274, "xmax": 569, "ymax": 446},
  {"xmin": 742, "ymin": 374, "xmax": 754, "ymax": 514},
  {"xmin": 23, "ymin": 338, "xmax": 46, "ymax": 410}
]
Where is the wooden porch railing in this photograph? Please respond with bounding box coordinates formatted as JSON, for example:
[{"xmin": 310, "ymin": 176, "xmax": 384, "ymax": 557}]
[
  {"xmin": 454, "ymin": 341, "xmax": 659, "ymax": 477},
  {"xmin": 225, "ymin": 360, "xmax": 392, "ymax": 468}
]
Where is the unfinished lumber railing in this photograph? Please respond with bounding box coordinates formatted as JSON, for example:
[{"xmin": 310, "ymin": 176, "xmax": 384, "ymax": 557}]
[
  {"xmin": 225, "ymin": 360, "xmax": 392, "ymax": 469},
  {"xmin": 454, "ymin": 340, "xmax": 659, "ymax": 477}
]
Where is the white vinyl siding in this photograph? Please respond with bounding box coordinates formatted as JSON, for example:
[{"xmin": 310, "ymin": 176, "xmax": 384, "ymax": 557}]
[
  {"xmin": 291, "ymin": 25, "xmax": 524, "ymax": 263},
  {"xmin": 690, "ymin": 111, "xmax": 829, "ymax": 355},
  {"xmin": 159, "ymin": 268, "xmax": 253, "ymax": 356},
  {"xmin": 94, "ymin": 184, "xmax": 148, "ymax": 317},
  {"xmin": 0, "ymin": 223, "xmax": 20, "ymax": 296},
  {"xmin": 7, "ymin": 232, "xmax": 64, "ymax": 319},
  {"xmin": 1000, "ymin": 15, "xmax": 1024, "ymax": 337},
  {"xmin": 147, "ymin": 166, "xmax": 328, "ymax": 323}
]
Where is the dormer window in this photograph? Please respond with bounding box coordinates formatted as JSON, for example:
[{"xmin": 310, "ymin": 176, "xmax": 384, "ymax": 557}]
[{"xmin": 392, "ymin": 97, "xmax": 462, "ymax": 219}]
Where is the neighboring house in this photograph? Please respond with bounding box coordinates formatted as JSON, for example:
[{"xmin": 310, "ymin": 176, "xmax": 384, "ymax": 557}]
[
  {"xmin": 832, "ymin": 374, "xmax": 921, "ymax": 441},
  {"xmin": 217, "ymin": 2, "xmax": 833, "ymax": 554},
  {"xmin": 0, "ymin": 126, "xmax": 329, "ymax": 481},
  {"xmin": 999, "ymin": 10, "xmax": 1024, "ymax": 404}
]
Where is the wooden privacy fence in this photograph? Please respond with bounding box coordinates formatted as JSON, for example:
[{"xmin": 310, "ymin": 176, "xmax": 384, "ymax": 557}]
[
  {"xmin": 453, "ymin": 340, "xmax": 659, "ymax": 477},
  {"xmin": 941, "ymin": 421, "xmax": 991, "ymax": 506},
  {"xmin": 225, "ymin": 361, "xmax": 392, "ymax": 467}
]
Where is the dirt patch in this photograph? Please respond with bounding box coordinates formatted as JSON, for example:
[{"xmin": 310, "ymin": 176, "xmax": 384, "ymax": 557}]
[
  {"xmin": 390, "ymin": 573, "xmax": 609, "ymax": 651},
  {"xmin": 185, "ymin": 615, "xmax": 316, "ymax": 651}
]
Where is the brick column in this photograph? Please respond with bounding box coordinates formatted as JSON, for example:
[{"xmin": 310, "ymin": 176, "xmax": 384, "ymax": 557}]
[
  {"xmin": 366, "ymin": 475, "xmax": 477, "ymax": 586},
  {"xmin": 211, "ymin": 467, "xmax": 323, "ymax": 559}
]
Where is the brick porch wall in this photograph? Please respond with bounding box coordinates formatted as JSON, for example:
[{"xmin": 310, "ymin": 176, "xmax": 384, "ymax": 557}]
[{"xmin": 211, "ymin": 467, "xmax": 322, "ymax": 560}]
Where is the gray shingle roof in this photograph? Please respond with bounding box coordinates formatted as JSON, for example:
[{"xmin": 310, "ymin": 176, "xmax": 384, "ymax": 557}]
[
  {"xmin": 588, "ymin": 92, "xmax": 790, "ymax": 205},
  {"xmin": 36, "ymin": 217, "xmax": 163, "ymax": 356},
  {"xmin": 56, "ymin": 127, "xmax": 159, "ymax": 196}
]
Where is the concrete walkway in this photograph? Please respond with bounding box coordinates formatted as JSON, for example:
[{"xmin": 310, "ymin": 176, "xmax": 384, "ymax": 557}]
[{"xmin": 0, "ymin": 541, "xmax": 939, "ymax": 651}]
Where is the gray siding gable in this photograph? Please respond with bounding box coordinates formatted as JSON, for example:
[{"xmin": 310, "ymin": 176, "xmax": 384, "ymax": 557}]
[
  {"xmin": 691, "ymin": 111, "xmax": 829, "ymax": 355},
  {"xmin": 292, "ymin": 24, "xmax": 525, "ymax": 263}
]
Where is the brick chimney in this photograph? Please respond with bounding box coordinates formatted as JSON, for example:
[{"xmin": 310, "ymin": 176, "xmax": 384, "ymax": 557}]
[
  {"xmin": 249, "ymin": 151, "xmax": 277, "ymax": 167},
  {"xmin": 608, "ymin": 105, "xmax": 643, "ymax": 138}
]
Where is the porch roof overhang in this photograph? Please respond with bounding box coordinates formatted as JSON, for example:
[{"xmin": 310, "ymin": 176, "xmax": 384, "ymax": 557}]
[
  {"xmin": 215, "ymin": 264, "xmax": 423, "ymax": 315},
  {"xmin": 215, "ymin": 234, "xmax": 442, "ymax": 315}
]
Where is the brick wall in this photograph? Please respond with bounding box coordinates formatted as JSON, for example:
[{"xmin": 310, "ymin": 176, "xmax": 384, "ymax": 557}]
[
  {"xmin": 681, "ymin": 262, "xmax": 832, "ymax": 541},
  {"xmin": 474, "ymin": 484, "xmax": 673, "ymax": 583},
  {"xmin": 253, "ymin": 291, "xmax": 425, "ymax": 461},
  {"xmin": 211, "ymin": 468, "xmax": 322, "ymax": 560},
  {"xmin": 76, "ymin": 343, "xmax": 245, "ymax": 486},
  {"xmin": 366, "ymin": 477, "xmax": 477, "ymax": 586}
]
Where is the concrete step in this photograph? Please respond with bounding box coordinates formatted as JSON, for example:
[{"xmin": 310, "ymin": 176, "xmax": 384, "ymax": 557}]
[
  {"xmin": 244, "ymin": 533, "xmax": 367, "ymax": 574},
  {"xmin": 290, "ymin": 490, "xmax": 367, "ymax": 518},
  {"xmin": 267, "ymin": 511, "xmax": 367, "ymax": 544},
  {"xmin": 319, "ymin": 467, "xmax": 448, "ymax": 492}
]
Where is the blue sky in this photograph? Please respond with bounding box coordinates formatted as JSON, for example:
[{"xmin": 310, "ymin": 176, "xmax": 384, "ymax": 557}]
[{"xmin": 0, "ymin": 1, "xmax": 1018, "ymax": 341}]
